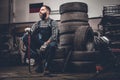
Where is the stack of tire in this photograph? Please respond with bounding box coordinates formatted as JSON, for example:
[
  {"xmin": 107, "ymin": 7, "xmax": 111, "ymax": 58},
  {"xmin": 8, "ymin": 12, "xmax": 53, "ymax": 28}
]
[
  {"xmin": 67, "ymin": 25, "xmax": 98, "ymax": 73},
  {"xmin": 49, "ymin": 2, "xmax": 99, "ymax": 73},
  {"xmin": 100, "ymin": 5, "xmax": 120, "ymax": 69},
  {"xmin": 101, "ymin": 5, "xmax": 120, "ymax": 43},
  {"xmin": 103, "ymin": 6, "xmax": 120, "ymax": 48},
  {"xmin": 59, "ymin": 2, "xmax": 89, "ymax": 50},
  {"xmin": 49, "ymin": 2, "xmax": 88, "ymax": 73},
  {"xmin": 94, "ymin": 36, "xmax": 115, "ymax": 70},
  {"xmin": 49, "ymin": 47, "xmax": 68, "ymax": 73},
  {"xmin": 0, "ymin": 25, "xmax": 21, "ymax": 66},
  {"xmin": 103, "ymin": 5, "xmax": 120, "ymax": 16},
  {"xmin": 0, "ymin": 34, "xmax": 12, "ymax": 66},
  {"xmin": 0, "ymin": 25, "xmax": 12, "ymax": 66}
]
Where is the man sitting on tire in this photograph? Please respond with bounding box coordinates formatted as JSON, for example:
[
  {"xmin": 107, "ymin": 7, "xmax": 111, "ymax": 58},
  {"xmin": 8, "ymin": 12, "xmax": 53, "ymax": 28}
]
[{"xmin": 22, "ymin": 5, "xmax": 58, "ymax": 73}]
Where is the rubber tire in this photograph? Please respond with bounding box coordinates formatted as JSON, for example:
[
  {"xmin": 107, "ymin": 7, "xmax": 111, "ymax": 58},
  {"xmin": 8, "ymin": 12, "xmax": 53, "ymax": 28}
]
[
  {"xmin": 70, "ymin": 51, "xmax": 99, "ymax": 61},
  {"xmin": 0, "ymin": 50, "xmax": 10, "ymax": 54},
  {"xmin": 54, "ymin": 48, "xmax": 66, "ymax": 59},
  {"xmin": 0, "ymin": 43, "xmax": 10, "ymax": 50},
  {"xmin": 67, "ymin": 61, "xmax": 96, "ymax": 73},
  {"xmin": 59, "ymin": 22, "xmax": 88, "ymax": 34},
  {"xmin": 0, "ymin": 35, "xmax": 11, "ymax": 43},
  {"xmin": 0, "ymin": 25, "xmax": 9, "ymax": 34},
  {"xmin": 74, "ymin": 25, "xmax": 94, "ymax": 51},
  {"xmin": 49, "ymin": 59, "xmax": 64, "ymax": 73},
  {"xmin": 58, "ymin": 45, "xmax": 72, "ymax": 51},
  {"xmin": 60, "ymin": 33, "xmax": 74, "ymax": 46},
  {"xmin": 105, "ymin": 33, "xmax": 120, "ymax": 41},
  {"xmin": 103, "ymin": 5, "xmax": 120, "ymax": 16},
  {"xmin": 9, "ymin": 53, "xmax": 21, "ymax": 66},
  {"xmin": 110, "ymin": 41, "xmax": 120, "ymax": 48},
  {"xmin": 61, "ymin": 12, "xmax": 88, "ymax": 23},
  {"xmin": 60, "ymin": 2, "xmax": 88, "ymax": 14}
]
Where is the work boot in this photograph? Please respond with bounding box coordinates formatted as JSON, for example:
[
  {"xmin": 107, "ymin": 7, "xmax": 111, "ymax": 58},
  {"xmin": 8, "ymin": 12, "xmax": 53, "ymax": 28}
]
[
  {"xmin": 35, "ymin": 65, "xmax": 44, "ymax": 73},
  {"xmin": 35, "ymin": 60, "xmax": 45, "ymax": 73},
  {"xmin": 35, "ymin": 58, "xmax": 47, "ymax": 73}
]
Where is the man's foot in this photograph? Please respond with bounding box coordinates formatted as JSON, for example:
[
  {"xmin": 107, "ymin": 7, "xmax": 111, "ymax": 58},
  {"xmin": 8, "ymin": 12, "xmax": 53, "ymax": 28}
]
[
  {"xmin": 43, "ymin": 70, "xmax": 51, "ymax": 77},
  {"xmin": 35, "ymin": 60, "xmax": 46, "ymax": 73},
  {"xmin": 35, "ymin": 65, "xmax": 44, "ymax": 73}
]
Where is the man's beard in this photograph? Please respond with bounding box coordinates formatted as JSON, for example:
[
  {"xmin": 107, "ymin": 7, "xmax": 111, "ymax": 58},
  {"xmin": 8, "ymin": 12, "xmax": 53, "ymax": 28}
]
[{"xmin": 40, "ymin": 13, "xmax": 47, "ymax": 20}]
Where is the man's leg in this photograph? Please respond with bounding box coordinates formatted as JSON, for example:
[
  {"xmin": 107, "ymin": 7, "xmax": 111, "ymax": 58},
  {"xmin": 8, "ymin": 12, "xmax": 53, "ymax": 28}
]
[
  {"xmin": 45, "ymin": 42, "xmax": 57, "ymax": 70},
  {"xmin": 35, "ymin": 41, "xmax": 57, "ymax": 73},
  {"xmin": 22, "ymin": 33, "xmax": 41, "ymax": 64},
  {"xmin": 35, "ymin": 50, "xmax": 45, "ymax": 73}
]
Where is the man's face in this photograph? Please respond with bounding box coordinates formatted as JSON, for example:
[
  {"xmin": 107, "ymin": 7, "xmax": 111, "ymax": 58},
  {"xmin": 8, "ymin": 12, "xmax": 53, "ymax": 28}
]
[
  {"xmin": 39, "ymin": 6, "xmax": 49, "ymax": 20},
  {"xmin": 40, "ymin": 6, "xmax": 47, "ymax": 14}
]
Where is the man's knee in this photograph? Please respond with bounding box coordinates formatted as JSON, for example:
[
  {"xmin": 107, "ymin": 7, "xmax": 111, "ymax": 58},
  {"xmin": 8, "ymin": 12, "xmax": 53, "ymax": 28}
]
[
  {"xmin": 22, "ymin": 33, "xmax": 28, "ymax": 45},
  {"xmin": 48, "ymin": 42, "xmax": 57, "ymax": 48},
  {"xmin": 47, "ymin": 42, "xmax": 57, "ymax": 55}
]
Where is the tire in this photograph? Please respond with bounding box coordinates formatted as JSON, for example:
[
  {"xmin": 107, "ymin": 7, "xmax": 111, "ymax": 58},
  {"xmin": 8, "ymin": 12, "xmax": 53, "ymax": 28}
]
[
  {"xmin": 101, "ymin": 16, "xmax": 120, "ymax": 26},
  {"xmin": 103, "ymin": 5, "xmax": 120, "ymax": 16},
  {"xmin": 60, "ymin": 12, "xmax": 88, "ymax": 23},
  {"xmin": 54, "ymin": 48, "xmax": 66, "ymax": 59},
  {"xmin": 0, "ymin": 43, "xmax": 10, "ymax": 50},
  {"xmin": 9, "ymin": 53, "xmax": 21, "ymax": 66},
  {"xmin": 0, "ymin": 50, "xmax": 10, "ymax": 54},
  {"xmin": 74, "ymin": 25, "xmax": 94, "ymax": 51},
  {"xmin": 58, "ymin": 45, "xmax": 72, "ymax": 51},
  {"xmin": 0, "ymin": 35, "xmax": 11, "ymax": 43},
  {"xmin": 110, "ymin": 41, "xmax": 120, "ymax": 48},
  {"xmin": 59, "ymin": 22, "xmax": 88, "ymax": 34},
  {"xmin": 70, "ymin": 51, "xmax": 99, "ymax": 61},
  {"xmin": 60, "ymin": 33, "xmax": 74, "ymax": 46},
  {"xmin": 67, "ymin": 61, "xmax": 96, "ymax": 73},
  {"xmin": 105, "ymin": 33, "xmax": 120, "ymax": 41},
  {"xmin": 105, "ymin": 30, "xmax": 120, "ymax": 36},
  {"xmin": 49, "ymin": 59, "xmax": 64, "ymax": 73},
  {"xmin": 0, "ymin": 26, "xmax": 9, "ymax": 34},
  {"xmin": 60, "ymin": 2, "xmax": 88, "ymax": 14}
]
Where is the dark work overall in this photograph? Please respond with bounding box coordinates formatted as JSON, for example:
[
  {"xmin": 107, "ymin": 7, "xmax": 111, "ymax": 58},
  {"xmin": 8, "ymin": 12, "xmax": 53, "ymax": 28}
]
[
  {"xmin": 35, "ymin": 25, "xmax": 57, "ymax": 72},
  {"xmin": 22, "ymin": 22, "xmax": 57, "ymax": 72},
  {"xmin": 23, "ymin": 22, "xmax": 52, "ymax": 55}
]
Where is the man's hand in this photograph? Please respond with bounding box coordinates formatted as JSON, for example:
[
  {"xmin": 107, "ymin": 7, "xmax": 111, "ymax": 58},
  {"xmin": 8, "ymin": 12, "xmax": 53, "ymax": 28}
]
[
  {"xmin": 40, "ymin": 42, "xmax": 48, "ymax": 52},
  {"xmin": 45, "ymin": 40, "xmax": 51, "ymax": 45},
  {"xmin": 25, "ymin": 27, "xmax": 31, "ymax": 32}
]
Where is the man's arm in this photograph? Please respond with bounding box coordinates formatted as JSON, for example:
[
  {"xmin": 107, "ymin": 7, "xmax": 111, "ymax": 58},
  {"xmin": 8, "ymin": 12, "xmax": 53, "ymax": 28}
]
[
  {"xmin": 30, "ymin": 22, "xmax": 40, "ymax": 35},
  {"xmin": 46, "ymin": 20, "xmax": 58, "ymax": 44},
  {"xmin": 25, "ymin": 21, "xmax": 40, "ymax": 35}
]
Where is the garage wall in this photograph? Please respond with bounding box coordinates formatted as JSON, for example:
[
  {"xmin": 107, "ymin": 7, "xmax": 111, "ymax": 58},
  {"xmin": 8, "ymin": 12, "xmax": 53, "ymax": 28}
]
[
  {"xmin": 89, "ymin": 17, "xmax": 101, "ymax": 32},
  {"xmin": 0, "ymin": 0, "xmax": 9, "ymax": 24},
  {"xmin": 0, "ymin": 0, "xmax": 14, "ymax": 24},
  {"xmin": 14, "ymin": 0, "xmax": 120, "ymax": 23}
]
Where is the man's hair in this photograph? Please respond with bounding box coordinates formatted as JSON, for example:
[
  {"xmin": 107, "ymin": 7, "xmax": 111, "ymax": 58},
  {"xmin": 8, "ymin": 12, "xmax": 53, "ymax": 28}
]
[{"xmin": 42, "ymin": 5, "xmax": 51, "ymax": 14}]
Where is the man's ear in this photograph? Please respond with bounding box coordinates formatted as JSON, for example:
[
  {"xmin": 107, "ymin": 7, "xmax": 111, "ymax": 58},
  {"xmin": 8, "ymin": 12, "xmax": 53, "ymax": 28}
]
[{"xmin": 46, "ymin": 9, "xmax": 50, "ymax": 14}]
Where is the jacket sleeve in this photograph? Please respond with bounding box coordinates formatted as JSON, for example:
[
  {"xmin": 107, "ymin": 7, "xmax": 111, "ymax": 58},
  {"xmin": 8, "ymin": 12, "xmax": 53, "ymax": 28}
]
[
  {"xmin": 49, "ymin": 20, "xmax": 58, "ymax": 42},
  {"xmin": 30, "ymin": 21, "xmax": 39, "ymax": 35}
]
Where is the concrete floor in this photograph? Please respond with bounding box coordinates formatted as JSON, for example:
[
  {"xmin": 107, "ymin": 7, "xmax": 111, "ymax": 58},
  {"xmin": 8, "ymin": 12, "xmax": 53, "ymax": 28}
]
[{"xmin": 0, "ymin": 65, "xmax": 120, "ymax": 80}]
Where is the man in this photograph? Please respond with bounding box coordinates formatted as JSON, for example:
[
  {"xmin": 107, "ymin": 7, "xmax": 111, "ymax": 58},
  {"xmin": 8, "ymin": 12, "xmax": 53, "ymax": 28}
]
[{"xmin": 22, "ymin": 5, "xmax": 58, "ymax": 73}]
